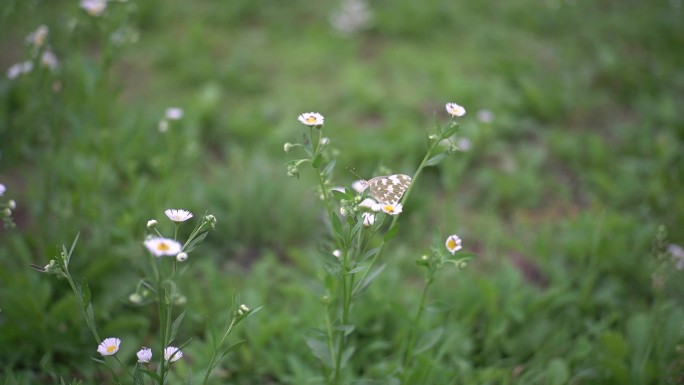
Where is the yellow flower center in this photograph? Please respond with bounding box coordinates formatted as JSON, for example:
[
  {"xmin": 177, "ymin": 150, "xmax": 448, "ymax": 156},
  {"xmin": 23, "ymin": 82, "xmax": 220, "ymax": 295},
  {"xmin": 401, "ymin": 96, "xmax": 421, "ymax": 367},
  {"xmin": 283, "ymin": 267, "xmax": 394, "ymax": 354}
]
[
  {"xmin": 384, "ymin": 205, "xmax": 394, "ymax": 213},
  {"xmin": 107, "ymin": 345, "xmax": 117, "ymax": 353},
  {"xmin": 306, "ymin": 116, "xmax": 316, "ymax": 123},
  {"xmin": 447, "ymin": 239, "xmax": 456, "ymax": 249},
  {"xmin": 156, "ymin": 242, "xmax": 171, "ymax": 252}
]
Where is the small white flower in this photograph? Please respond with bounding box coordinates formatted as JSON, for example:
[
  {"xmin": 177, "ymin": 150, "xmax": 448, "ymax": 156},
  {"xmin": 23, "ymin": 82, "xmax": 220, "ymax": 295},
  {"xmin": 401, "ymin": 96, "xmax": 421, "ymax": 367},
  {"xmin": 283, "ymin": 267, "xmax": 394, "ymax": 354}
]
[
  {"xmin": 165, "ymin": 209, "xmax": 193, "ymax": 222},
  {"xmin": 297, "ymin": 112, "xmax": 324, "ymax": 127},
  {"xmin": 165, "ymin": 107, "xmax": 183, "ymax": 120},
  {"xmin": 81, "ymin": 0, "xmax": 107, "ymax": 16},
  {"xmin": 164, "ymin": 346, "xmax": 183, "ymax": 363},
  {"xmin": 137, "ymin": 347, "xmax": 152, "ymax": 363},
  {"xmin": 8, "ymin": 200, "xmax": 16, "ymax": 209},
  {"xmin": 380, "ymin": 202, "xmax": 403, "ymax": 216},
  {"xmin": 477, "ymin": 109, "xmax": 494, "ymax": 123},
  {"xmin": 240, "ymin": 304, "xmax": 250, "ymax": 312},
  {"xmin": 144, "ymin": 237, "xmax": 182, "ymax": 257},
  {"xmin": 669, "ymin": 244, "xmax": 684, "ymax": 270},
  {"xmin": 333, "ymin": 249, "xmax": 342, "ymax": 258},
  {"xmin": 0, "ymin": 184, "xmax": 5, "ymax": 196},
  {"xmin": 352, "ymin": 180, "xmax": 366, "ymax": 193},
  {"xmin": 129, "ymin": 293, "xmax": 142, "ymax": 304},
  {"xmin": 6, "ymin": 64, "xmax": 22, "ymax": 79},
  {"xmin": 445, "ymin": 234, "xmax": 462, "ymax": 255},
  {"xmin": 97, "ymin": 337, "xmax": 121, "ymax": 356},
  {"xmin": 340, "ymin": 206, "xmax": 349, "ymax": 216},
  {"xmin": 176, "ymin": 252, "xmax": 188, "ymax": 262},
  {"xmin": 41, "ymin": 50, "xmax": 59, "ymax": 71},
  {"xmin": 445, "ymin": 102, "xmax": 466, "ymax": 117},
  {"xmin": 26, "ymin": 25, "xmax": 49, "ymax": 47},
  {"xmin": 358, "ymin": 197, "xmax": 381, "ymax": 212},
  {"xmin": 146, "ymin": 219, "xmax": 157, "ymax": 228},
  {"xmin": 158, "ymin": 119, "xmax": 169, "ymax": 133},
  {"xmin": 361, "ymin": 212, "xmax": 375, "ymax": 227},
  {"xmin": 456, "ymin": 137, "xmax": 472, "ymax": 152}
]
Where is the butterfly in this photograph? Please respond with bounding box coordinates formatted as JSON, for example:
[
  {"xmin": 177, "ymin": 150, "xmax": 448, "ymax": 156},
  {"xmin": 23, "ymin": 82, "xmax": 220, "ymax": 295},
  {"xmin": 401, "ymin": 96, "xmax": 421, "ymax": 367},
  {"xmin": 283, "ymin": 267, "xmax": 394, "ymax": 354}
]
[{"xmin": 358, "ymin": 174, "xmax": 412, "ymax": 204}]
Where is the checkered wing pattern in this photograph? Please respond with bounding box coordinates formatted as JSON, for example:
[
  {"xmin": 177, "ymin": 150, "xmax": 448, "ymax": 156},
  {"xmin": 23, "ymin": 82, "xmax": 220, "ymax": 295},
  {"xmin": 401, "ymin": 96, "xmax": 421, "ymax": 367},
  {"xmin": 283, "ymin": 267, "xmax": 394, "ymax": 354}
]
[{"xmin": 366, "ymin": 174, "xmax": 412, "ymax": 204}]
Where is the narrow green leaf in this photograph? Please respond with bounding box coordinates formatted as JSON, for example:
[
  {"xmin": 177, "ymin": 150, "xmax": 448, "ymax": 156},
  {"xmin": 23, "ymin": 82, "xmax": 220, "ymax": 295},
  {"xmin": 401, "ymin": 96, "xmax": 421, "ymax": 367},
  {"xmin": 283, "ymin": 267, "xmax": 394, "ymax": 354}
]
[
  {"xmin": 206, "ymin": 317, "xmax": 218, "ymax": 350},
  {"xmin": 334, "ymin": 324, "xmax": 355, "ymax": 336},
  {"xmin": 331, "ymin": 189, "xmax": 347, "ymax": 201},
  {"xmin": 66, "ymin": 232, "xmax": 80, "ymax": 266},
  {"xmin": 425, "ymin": 153, "xmax": 446, "ymax": 167},
  {"xmin": 312, "ymin": 154, "xmax": 322, "ymax": 169},
  {"xmin": 413, "ymin": 327, "xmax": 444, "ymax": 355},
  {"xmin": 346, "ymin": 264, "xmax": 367, "ymax": 275},
  {"xmin": 305, "ymin": 336, "xmax": 333, "ymax": 368},
  {"xmin": 183, "ymin": 232, "xmax": 207, "ymax": 253},
  {"xmin": 440, "ymin": 121, "xmax": 459, "ymax": 138},
  {"xmin": 341, "ymin": 346, "xmax": 356, "ymax": 368},
  {"xmin": 169, "ymin": 311, "xmax": 186, "ymax": 343},
  {"xmin": 360, "ymin": 247, "xmax": 379, "ymax": 261},
  {"xmin": 218, "ymin": 340, "xmax": 246, "ymax": 361},
  {"xmin": 331, "ymin": 213, "xmax": 343, "ymax": 236},
  {"xmin": 184, "ymin": 367, "xmax": 193, "ymax": 385},
  {"xmin": 354, "ymin": 263, "xmax": 386, "ymax": 294},
  {"xmin": 81, "ymin": 278, "xmax": 91, "ymax": 309},
  {"xmin": 322, "ymin": 159, "xmax": 336, "ymax": 179}
]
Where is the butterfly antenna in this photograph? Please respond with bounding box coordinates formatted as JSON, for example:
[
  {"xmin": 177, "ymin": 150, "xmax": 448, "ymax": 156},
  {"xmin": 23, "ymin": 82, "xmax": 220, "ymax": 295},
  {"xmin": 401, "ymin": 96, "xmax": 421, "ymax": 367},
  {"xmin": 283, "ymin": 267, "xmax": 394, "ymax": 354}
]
[{"xmin": 346, "ymin": 167, "xmax": 363, "ymax": 180}]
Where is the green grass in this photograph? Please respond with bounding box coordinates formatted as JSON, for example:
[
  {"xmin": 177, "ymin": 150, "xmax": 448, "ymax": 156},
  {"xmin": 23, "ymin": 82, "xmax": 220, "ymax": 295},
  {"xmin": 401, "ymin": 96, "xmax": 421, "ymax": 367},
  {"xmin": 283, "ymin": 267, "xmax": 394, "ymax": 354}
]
[{"xmin": 1, "ymin": 0, "xmax": 684, "ymax": 383}]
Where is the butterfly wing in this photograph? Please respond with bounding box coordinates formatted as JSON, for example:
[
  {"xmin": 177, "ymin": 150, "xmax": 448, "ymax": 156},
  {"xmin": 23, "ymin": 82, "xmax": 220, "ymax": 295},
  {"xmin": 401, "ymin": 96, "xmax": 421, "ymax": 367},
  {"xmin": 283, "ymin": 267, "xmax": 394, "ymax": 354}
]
[{"xmin": 368, "ymin": 174, "xmax": 412, "ymax": 204}]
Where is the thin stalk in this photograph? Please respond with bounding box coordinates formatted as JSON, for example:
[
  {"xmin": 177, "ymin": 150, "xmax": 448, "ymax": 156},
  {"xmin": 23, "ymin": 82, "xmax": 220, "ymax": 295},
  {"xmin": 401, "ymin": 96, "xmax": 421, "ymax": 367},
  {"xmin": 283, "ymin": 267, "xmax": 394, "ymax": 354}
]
[
  {"xmin": 401, "ymin": 276, "xmax": 433, "ymax": 372},
  {"xmin": 201, "ymin": 317, "xmax": 238, "ymax": 385}
]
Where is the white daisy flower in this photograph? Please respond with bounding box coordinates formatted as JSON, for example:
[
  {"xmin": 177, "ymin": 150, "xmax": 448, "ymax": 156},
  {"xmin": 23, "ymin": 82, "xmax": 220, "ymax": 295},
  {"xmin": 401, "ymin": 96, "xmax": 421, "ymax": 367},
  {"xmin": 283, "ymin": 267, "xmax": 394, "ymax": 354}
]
[
  {"xmin": 26, "ymin": 25, "xmax": 49, "ymax": 47},
  {"xmin": 359, "ymin": 198, "xmax": 381, "ymax": 212},
  {"xmin": 164, "ymin": 346, "xmax": 183, "ymax": 363},
  {"xmin": 80, "ymin": 0, "xmax": 107, "ymax": 16},
  {"xmin": 137, "ymin": 347, "xmax": 152, "ymax": 363},
  {"xmin": 380, "ymin": 202, "xmax": 403, "ymax": 216},
  {"xmin": 352, "ymin": 180, "xmax": 366, "ymax": 193},
  {"xmin": 297, "ymin": 112, "xmax": 324, "ymax": 127},
  {"xmin": 144, "ymin": 237, "xmax": 182, "ymax": 257},
  {"xmin": 41, "ymin": 50, "xmax": 59, "ymax": 71},
  {"xmin": 0, "ymin": 184, "xmax": 5, "ymax": 196},
  {"xmin": 97, "ymin": 337, "xmax": 121, "ymax": 356},
  {"xmin": 165, "ymin": 209, "xmax": 193, "ymax": 222},
  {"xmin": 361, "ymin": 212, "xmax": 375, "ymax": 227},
  {"xmin": 165, "ymin": 107, "xmax": 183, "ymax": 120},
  {"xmin": 445, "ymin": 234, "xmax": 462, "ymax": 255},
  {"xmin": 445, "ymin": 102, "xmax": 466, "ymax": 117}
]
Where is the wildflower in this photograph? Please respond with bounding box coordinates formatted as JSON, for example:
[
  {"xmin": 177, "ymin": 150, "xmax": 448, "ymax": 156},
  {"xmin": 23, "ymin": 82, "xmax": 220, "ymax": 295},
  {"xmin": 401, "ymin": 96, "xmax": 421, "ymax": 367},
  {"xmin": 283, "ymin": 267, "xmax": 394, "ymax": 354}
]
[
  {"xmin": 352, "ymin": 180, "xmax": 366, "ymax": 193},
  {"xmin": 0, "ymin": 184, "xmax": 5, "ymax": 196},
  {"xmin": 445, "ymin": 234, "xmax": 462, "ymax": 255},
  {"xmin": 330, "ymin": 0, "xmax": 373, "ymax": 36},
  {"xmin": 97, "ymin": 337, "xmax": 121, "ymax": 356},
  {"xmin": 26, "ymin": 25, "xmax": 49, "ymax": 47},
  {"xmin": 158, "ymin": 120, "xmax": 169, "ymax": 133},
  {"xmin": 380, "ymin": 202, "xmax": 403, "ymax": 216},
  {"xmin": 456, "ymin": 137, "xmax": 472, "ymax": 152},
  {"xmin": 283, "ymin": 142, "xmax": 294, "ymax": 153},
  {"xmin": 8, "ymin": 200, "xmax": 16, "ymax": 209},
  {"xmin": 137, "ymin": 347, "xmax": 152, "ymax": 363},
  {"xmin": 41, "ymin": 50, "xmax": 59, "ymax": 71},
  {"xmin": 146, "ymin": 219, "xmax": 157, "ymax": 229},
  {"xmin": 165, "ymin": 107, "xmax": 183, "ymax": 120},
  {"xmin": 359, "ymin": 198, "xmax": 381, "ymax": 212},
  {"xmin": 477, "ymin": 109, "xmax": 494, "ymax": 123},
  {"xmin": 237, "ymin": 303, "xmax": 251, "ymax": 316},
  {"xmin": 297, "ymin": 112, "xmax": 324, "ymax": 127},
  {"xmin": 165, "ymin": 209, "xmax": 193, "ymax": 222},
  {"xmin": 445, "ymin": 102, "xmax": 466, "ymax": 117},
  {"xmin": 81, "ymin": 0, "xmax": 107, "ymax": 16},
  {"xmin": 333, "ymin": 249, "xmax": 342, "ymax": 258},
  {"xmin": 129, "ymin": 293, "xmax": 142, "ymax": 304},
  {"xmin": 164, "ymin": 346, "xmax": 183, "ymax": 363},
  {"xmin": 144, "ymin": 237, "xmax": 182, "ymax": 257},
  {"xmin": 7, "ymin": 61, "xmax": 33, "ymax": 79},
  {"xmin": 176, "ymin": 252, "xmax": 188, "ymax": 262},
  {"xmin": 669, "ymin": 244, "xmax": 684, "ymax": 270},
  {"xmin": 362, "ymin": 212, "xmax": 375, "ymax": 227}
]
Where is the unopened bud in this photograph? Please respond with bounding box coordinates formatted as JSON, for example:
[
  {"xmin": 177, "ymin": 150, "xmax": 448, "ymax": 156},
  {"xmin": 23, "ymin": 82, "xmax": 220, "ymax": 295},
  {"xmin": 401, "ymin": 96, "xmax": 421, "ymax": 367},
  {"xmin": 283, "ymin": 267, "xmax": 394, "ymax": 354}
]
[
  {"xmin": 146, "ymin": 219, "xmax": 157, "ymax": 229},
  {"xmin": 176, "ymin": 252, "xmax": 188, "ymax": 262}
]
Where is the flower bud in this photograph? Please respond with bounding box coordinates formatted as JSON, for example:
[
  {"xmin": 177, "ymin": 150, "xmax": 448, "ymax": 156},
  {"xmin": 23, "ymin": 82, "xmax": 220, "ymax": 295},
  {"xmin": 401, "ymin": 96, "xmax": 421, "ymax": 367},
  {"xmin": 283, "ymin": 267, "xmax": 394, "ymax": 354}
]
[
  {"xmin": 146, "ymin": 219, "xmax": 157, "ymax": 229},
  {"xmin": 129, "ymin": 293, "xmax": 143, "ymax": 304},
  {"xmin": 176, "ymin": 252, "xmax": 188, "ymax": 262},
  {"xmin": 8, "ymin": 200, "xmax": 16, "ymax": 209},
  {"xmin": 283, "ymin": 142, "xmax": 294, "ymax": 153}
]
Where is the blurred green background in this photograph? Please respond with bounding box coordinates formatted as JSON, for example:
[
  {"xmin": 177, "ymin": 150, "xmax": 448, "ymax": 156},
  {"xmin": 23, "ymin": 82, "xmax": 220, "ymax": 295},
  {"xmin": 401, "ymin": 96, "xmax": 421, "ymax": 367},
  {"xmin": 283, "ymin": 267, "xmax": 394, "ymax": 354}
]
[{"xmin": 1, "ymin": 0, "xmax": 684, "ymax": 383}]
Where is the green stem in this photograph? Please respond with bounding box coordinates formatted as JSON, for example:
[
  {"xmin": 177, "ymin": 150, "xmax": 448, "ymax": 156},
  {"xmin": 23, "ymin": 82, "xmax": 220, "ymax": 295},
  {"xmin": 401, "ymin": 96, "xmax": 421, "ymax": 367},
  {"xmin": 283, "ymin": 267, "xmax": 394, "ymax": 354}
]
[
  {"xmin": 401, "ymin": 274, "xmax": 433, "ymax": 375},
  {"xmin": 201, "ymin": 317, "xmax": 238, "ymax": 385}
]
